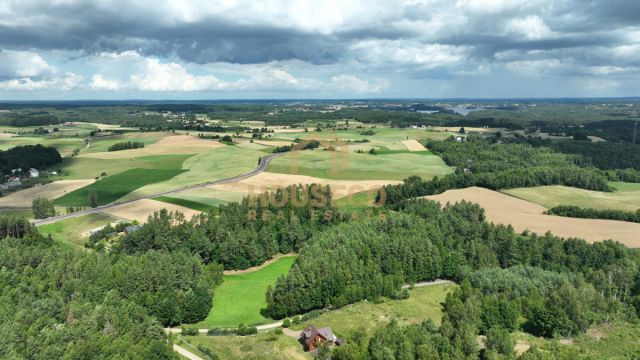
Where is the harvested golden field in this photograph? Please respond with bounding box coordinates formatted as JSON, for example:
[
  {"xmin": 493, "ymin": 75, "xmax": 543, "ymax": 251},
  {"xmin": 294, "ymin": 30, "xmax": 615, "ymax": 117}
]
[
  {"xmin": 102, "ymin": 198, "xmax": 201, "ymax": 223},
  {"xmin": 210, "ymin": 171, "xmax": 401, "ymax": 200},
  {"xmin": 0, "ymin": 179, "xmax": 94, "ymax": 207},
  {"xmin": 401, "ymin": 139, "xmax": 428, "ymax": 151},
  {"xmin": 79, "ymin": 135, "xmax": 223, "ymax": 159},
  {"xmin": 0, "ymin": 133, "xmax": 16, "ymax": 138},
  {"xmin": 425, "ymin": 187, "xmax": 640, "ymax": 247}
]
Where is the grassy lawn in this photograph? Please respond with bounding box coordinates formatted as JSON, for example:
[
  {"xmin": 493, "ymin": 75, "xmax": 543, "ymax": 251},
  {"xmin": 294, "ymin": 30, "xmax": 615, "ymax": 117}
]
[
  {"xmin": 502, "ymin": 182, "xmax": 640, "ymax": 212},
  {"xmin": 196, "ymin": 256, "xmax": 297, "ymax": 328},
  {"xmin": 267, "ymin": 150, "xmax": 453, "ymax": 180},
  {"xmin": 38, "ymin": 213, "xmax": 118, "ymax": 250},
  {"xmin": 181, "ymin": 332, "xmax": 311, "ymax": 360},
  {"xmin": 55, "ymin": 168, "xmax": 186, "ymax": 206},
  {"xmin": 154, "ymin": 196, "xmax": 215, "ymax": 212},
  {"xmin": 289, "ymin": 283, "xmax": 455, "ymax": 338}
]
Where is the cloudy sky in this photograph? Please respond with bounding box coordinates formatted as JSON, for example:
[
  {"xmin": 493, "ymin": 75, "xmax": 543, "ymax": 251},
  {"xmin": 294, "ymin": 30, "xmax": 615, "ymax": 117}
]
[{"xmin": 0, "ymin": 0, "xmax": 639, "ymax": 99}]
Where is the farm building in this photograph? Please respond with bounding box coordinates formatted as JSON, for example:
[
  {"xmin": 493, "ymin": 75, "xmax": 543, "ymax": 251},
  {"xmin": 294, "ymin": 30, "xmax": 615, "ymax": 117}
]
[{"xmin": 299, "ymin": 324, "xmax": 344, "ymax": 352}]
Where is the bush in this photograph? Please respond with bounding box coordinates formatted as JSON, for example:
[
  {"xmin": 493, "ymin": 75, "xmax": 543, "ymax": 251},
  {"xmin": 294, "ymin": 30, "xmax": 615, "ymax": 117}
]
[
  {"xmin": 181, "ymin": 327, "xmax": 199, "ymax": 336},
  {"xmin": 236, "ymin": 323, "xmax": 258, "ymax": 336},
  {"xmin": 282, "ymin": 318, "xmax": 290, "ymax": 328}
]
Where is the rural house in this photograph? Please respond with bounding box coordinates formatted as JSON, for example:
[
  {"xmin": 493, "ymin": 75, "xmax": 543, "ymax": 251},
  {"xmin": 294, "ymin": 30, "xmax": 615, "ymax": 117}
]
[{"xmin": 299, "ymin": 324, "xmax": 344, "ymax": 352}]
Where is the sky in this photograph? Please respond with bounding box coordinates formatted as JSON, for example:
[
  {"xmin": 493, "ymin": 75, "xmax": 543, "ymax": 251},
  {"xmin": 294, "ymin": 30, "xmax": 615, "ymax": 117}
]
[{"xmin": 0, "ymin": 0, "xmax": 639, "ymax": 100}]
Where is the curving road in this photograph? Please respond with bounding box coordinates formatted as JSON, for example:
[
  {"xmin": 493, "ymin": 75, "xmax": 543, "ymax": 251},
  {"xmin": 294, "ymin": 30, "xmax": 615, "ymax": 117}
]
[{"xmin": 33, "ymin": 152, "xmax": 285, "ymax": 226}]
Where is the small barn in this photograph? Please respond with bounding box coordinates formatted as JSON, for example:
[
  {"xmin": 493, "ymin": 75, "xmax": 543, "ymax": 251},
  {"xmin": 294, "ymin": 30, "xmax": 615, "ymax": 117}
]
[{"xmin": 299, "ymin": 324, "xmax": 344, "ymax": 352}]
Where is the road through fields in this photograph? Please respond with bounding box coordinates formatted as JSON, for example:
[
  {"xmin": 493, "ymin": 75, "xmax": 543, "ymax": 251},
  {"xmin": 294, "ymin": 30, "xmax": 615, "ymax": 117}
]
[{"xmin": 32, "ymin": 152, "xmax": 284, "ymax": 226}]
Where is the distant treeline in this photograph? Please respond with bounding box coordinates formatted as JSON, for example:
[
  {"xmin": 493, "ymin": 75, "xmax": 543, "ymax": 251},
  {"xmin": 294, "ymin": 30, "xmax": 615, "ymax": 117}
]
[
  {"xmin": 378, "ymin": 138, "xmax": 629, "ymax": 205},
  {"xmin": 0, "ymin": 144, "xmax": 62, "ymax": 175},
  {"xmin": 546, "ymin": 205, "xmax": 640, "ymax": 223},
  {"xmin": 107, "ymin": 141, "xmax": 145, "ymax": 152},
  {"xmin": 0, "ymin": 113, "xmax": 60, "ymax": 127}
]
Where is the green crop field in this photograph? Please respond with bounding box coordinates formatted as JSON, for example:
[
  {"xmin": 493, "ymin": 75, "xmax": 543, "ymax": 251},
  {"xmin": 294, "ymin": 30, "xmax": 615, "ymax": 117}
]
[
  {"xmin": 55, "ymin": 168, "xmax": 186, "ymax": 206},
  {"xmin": 502, "ymin": 182, "xmax": 640, "ymax": 212},
  {"xmin": 81, "ymin": 132, "xmax": 165, "ymax": 153},
  {"xmin": 267, "ymin": 150, "xmax": 453, "ymax": 180},
  {"xmin": 154, "ymin": 196, "xmax": 214, "ymax": 212},
  {"xmin": 56, "ymin": 153, "xmax": 192, "ymax": 180},
  {"xmin": 38, "ymin": 213, "xmax": 118, "ymax": 250},
  {"xmin": 118, "ymin": 146, "xmax": 263, "ymax": 200},
  {"xmin": 196, "ymin": 256, "xmax": 296, "ymax": 328}
]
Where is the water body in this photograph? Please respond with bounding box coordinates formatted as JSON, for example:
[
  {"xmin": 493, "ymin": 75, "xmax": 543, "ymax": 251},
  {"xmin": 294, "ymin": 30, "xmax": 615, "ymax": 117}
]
[{"xmin": 451, "ymin": 105, "xmax": 482, "ymax": 116}]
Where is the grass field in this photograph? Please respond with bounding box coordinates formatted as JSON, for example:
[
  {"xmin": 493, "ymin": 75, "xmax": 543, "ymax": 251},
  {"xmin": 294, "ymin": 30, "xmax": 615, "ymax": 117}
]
[
  {"xmin": 182, "ymin": 283, "xmax": 453, "ymax": 360},
  {"xmin": 289, "ymin": 283, "xmax": 454, "ymax": 337},
  {"xmin": 55, "ymin": 168, "xmax": 186, "ymax": 206},
  {"xmin": 513, "ymin": 321, "xmax": 640, "ymax": 358},
  {"xmin": 502, "ymin": 182, "xmax": 640, "ymax": 212},
  {"xmin": 153, "ymin": 196, "xmax": 214, "ymax": 212},
  {"xmin": 181, "ymin": 332, "xmax": 310, "ymax": 360},
  {"xmin": 38, "ymin": 213, "xmax": 118, "ymax": 250},
  {"xmin": 267, "ymin": 150, "xmax": 453, "ymax": 181},
  {"xmin": 196, "ymin": 256, "xmax": 296, "ymax": 328},
  {"xmin": 333, "ymin": 188, "xmax": 381, "ymax": 211}
]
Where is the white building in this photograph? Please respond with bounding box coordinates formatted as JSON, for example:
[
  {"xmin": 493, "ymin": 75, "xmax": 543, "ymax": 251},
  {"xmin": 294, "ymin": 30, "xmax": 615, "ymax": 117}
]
[{"xmin": 29, "ymin": 168, "xmax": 39, "ymax": 178}]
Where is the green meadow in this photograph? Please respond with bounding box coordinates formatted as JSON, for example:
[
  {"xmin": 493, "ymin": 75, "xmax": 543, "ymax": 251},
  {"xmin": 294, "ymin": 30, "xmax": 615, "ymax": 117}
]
[
  {"xmin": 502, "ymin": 182, "xmax": 640, "ymax": 212},
  {"xmin": 38, "ymin": 213, "xmax": 118, "ymax": 250},
  {"xmin": 196, "ymin": 256, "xmax": 296, "ymax": 328},
  {"xmin": 56, "ymin": 153, "xmax": 192, "ymax": 180},
  {"xmin": 267, "ymin": 150, "xmax": 453, "ymax": 180}
]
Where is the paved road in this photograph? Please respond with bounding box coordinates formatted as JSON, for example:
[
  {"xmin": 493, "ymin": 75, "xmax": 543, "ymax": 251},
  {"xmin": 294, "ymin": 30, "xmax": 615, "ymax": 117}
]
[{"xmin": 32, "ymin": 152, "xmax": 284, "ymax": 226}]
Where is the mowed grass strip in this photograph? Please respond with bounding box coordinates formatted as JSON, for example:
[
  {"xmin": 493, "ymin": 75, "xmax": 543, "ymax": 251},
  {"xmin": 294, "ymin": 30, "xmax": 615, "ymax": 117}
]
[
  {"xmin": 55, "ymin": 168, "xmax": 186, "ymax": 206},
  {"xmin": 153, "ymin": 196, "xmax": 214, "ymax": 212},
  {"xmin": 196, "ymin": 256, "xmax": 296, "ymax": 328}
]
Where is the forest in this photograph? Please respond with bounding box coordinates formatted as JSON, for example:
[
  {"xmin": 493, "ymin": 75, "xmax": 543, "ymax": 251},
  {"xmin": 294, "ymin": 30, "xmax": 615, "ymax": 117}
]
[
  {"xmin": 113, "ymin": 184, "xmax": 344, "ymax": 269},
  {"xmin": 0, "ymin": 144, "xmax": 62, "ymax": 175},
  {"xmin": 267, "ymin": 199, "xmax": 640, "ymax": 358},
  {"xmin": 0, "ymin": 215, "xmax": 222, "ymax": 359},
  {"xmin": 546, "ymin": 205, "xmax": 640, "ymax": 223},
  {"xmin": 380, "ymin": 137, "xmax": 640, "ymax": 205}
]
